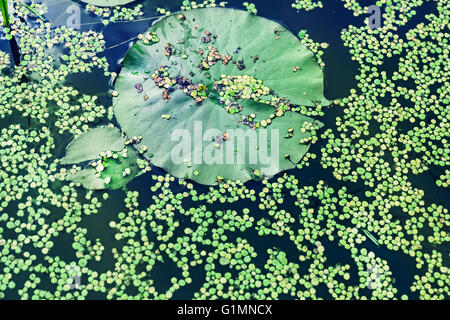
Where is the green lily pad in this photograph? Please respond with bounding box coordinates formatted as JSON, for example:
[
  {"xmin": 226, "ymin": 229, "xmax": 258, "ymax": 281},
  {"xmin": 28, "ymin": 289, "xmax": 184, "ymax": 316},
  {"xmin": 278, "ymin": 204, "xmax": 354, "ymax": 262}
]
[
  {"xmin": 61, "ymin": 127, "xmax": 140, "ymax": 190},
  {"xmin": 80, "ymin": 0, "xmax": 137, "ymax": 7},
  {"xmin": 60, "ymin": 127, "xmax": 125, "ymax": 165},
  {"xmin": 100, "ymin": 149, "xmax": 140, "ymax": 190},
  {"xmin": 67, "ymin": 168, "xmax": 107, "ymax": 190},
  {"xmin": 113, "ymin": 8, "xmax": 328, "ymax": 185}
]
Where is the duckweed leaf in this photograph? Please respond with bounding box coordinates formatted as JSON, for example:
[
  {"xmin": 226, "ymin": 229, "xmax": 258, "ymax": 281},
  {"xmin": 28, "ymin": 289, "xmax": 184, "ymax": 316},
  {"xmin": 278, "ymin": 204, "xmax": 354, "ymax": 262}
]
[{"xmin": 113, "ymin": 8, "xmax": 328, "ymax": 185}]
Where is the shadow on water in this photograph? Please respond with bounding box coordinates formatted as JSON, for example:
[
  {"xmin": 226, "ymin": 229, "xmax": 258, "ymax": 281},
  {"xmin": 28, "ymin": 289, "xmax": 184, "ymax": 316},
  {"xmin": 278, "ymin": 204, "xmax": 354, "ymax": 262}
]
[{"xmin": 9, "ymin": 36, "xmax": 20, "ymax": 66}]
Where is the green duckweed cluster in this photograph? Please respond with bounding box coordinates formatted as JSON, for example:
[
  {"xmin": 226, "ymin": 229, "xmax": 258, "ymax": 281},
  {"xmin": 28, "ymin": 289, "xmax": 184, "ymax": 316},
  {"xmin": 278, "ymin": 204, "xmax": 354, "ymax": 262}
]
[
  {"xmin": 243, "ymin": 2, "xmax": 257, "ymax": 15},
  {"xmin": 0, "ymin": 2, "xmax": 111, "ymax": 136},
  {"xmin": 298, "ymin": 32, "xmax": 328, "ymax": 69},
  {"xmin": 292, "ymin": 0, "xmax": 323, "ymax": 12},
  {"xmin": 15, "ymin": 2, "xmax": 48, "ymax": 23},
  {"xmin": 0, "ymin": 0, "xmax": 448, "ymax": 300},
  {"xmin": 86, "ymin": 4, "xmax": 144, "ymax": 24},
  {"xmin": 181, "ymin": 0, "xmax": 227, "ymax": 11},
  {"xmin": 436, "ymin": 169, "xmax": 449, "ymax": 188},
  {"xmin": 215, "ymin": 74, "xmax": 292, "ymax": 127},
  {"xmin": 157, "ymin": 0, "xmax": 228, "ymax": 17},
  {"xmin": 0, "ymin": 50, "xmax": 9, "ymax": 69}
]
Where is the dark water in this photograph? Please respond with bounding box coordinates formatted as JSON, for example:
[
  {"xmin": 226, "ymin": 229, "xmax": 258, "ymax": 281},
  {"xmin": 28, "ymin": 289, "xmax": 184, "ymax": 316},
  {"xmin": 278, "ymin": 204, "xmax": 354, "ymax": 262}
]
[{"xmin": 1, "ymin": 0, "xmax": 447, "ymax": 300}]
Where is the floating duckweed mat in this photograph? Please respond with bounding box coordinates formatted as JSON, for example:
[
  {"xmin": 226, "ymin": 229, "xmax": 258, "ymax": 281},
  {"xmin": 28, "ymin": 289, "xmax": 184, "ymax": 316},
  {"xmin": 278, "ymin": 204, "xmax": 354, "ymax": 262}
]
[
  {"xmin": 292, "ymin": 0, "xmax": 323, "ymax": 12},
  {"xmin": 0, "ymin": 0, "xmax": 449, "ymax": 302},
  {"xmin": 113, "ymin": 7, "xmax": 329, "ymax": 185},
  {"xmin": 80, "ymin": 0, "xmax": 137, "ymax": 7}
]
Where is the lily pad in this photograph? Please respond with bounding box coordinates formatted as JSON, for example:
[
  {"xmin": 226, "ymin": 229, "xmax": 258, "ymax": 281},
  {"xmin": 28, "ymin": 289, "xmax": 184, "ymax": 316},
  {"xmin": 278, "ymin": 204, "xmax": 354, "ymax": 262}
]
[
  {"xmin": 113, "ymin": 8, "xmax": 329, "ymax": 185},
  {"xmin": 80, "ymin": 0, "xmax": 137, "ymax": 7},
  {"xmin": 100, "ymin": 149, "xmax": 140, "ymax": 190},
  {"xmin": 60, "ymin": 127, "xmax": 125, "ymax": 165},
  {"xmin": 61, "ymin": 127, "xmax": 139, "ymax": 190},
  {"xmin": 67, "ymin": 168, "xmax": 108, "ymax": 190}
]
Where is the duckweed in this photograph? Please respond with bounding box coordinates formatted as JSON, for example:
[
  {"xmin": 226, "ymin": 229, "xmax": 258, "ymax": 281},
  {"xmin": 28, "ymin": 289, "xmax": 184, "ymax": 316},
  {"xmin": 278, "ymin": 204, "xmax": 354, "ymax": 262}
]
[{"xmin": 0, "ymin": 0, "xmax": 448, "ymax": 301}]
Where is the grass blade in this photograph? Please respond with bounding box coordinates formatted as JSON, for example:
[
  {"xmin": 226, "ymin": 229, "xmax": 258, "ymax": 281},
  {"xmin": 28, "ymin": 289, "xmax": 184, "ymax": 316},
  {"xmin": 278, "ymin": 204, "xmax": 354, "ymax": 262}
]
[
  {"xmin": 20, "ymin": 2, "xmax": 46, "ymax": 21},
  {"xmin": 0, "ymin": 0, "xmax": 10, "ymax": 27},
  {"xmin": 363, "ymin": 229, "xmax": 380, "ymax": 246}
]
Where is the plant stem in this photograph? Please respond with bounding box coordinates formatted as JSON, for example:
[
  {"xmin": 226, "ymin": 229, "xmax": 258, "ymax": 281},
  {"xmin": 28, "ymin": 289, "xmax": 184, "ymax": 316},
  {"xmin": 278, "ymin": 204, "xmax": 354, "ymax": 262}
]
[
  {"xmin": 0, "ymin": 0, "xmax": 10, "ymax": 27},
  {"xmin": 0, "ymin": 1, "xmax": 22, "ymax": 67}
]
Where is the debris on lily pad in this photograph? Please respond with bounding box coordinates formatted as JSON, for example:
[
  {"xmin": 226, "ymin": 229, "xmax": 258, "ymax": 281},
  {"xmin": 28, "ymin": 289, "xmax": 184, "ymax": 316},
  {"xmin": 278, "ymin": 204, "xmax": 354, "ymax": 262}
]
[{"xmin": 113, "ymin": 8, "xmax": 329, "ymax": 185}]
